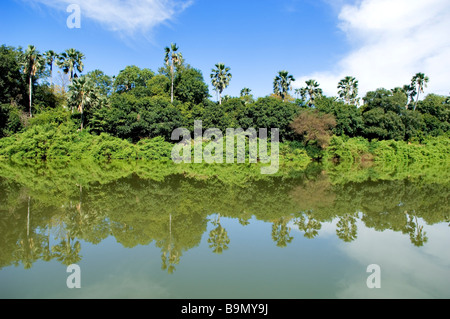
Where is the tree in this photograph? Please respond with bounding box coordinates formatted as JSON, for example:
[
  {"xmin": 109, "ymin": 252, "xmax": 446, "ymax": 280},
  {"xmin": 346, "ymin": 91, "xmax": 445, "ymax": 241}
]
[
  {"xmin": 113, "ymin": 65, "xmax": 153, "ymax": 93},
  {"xmin": 0, "ymin": 104, "xmax": 22, "ymax": 137},
  {"xmin": 338, "ymin": 76, "xmax": 359, "ymax": 105},
  {"xmin": 57, "ymin": 48, "xmax": 85, "ymax": 82},
  {"xmin": 290, "ymin": 109, "xmax": 337, "ymax": 149},
  {"xmin": 271, "ymin": 217, "xmax": 293, "ymax": 247},
  {"xmin": 295, "ymin": 212, "xmax": 322, "ymax": 239},
  {"xmin": 336, "ymin": 214, "xmax": 358, "ymax": 242},
  {"xmin": 399, "ymin": 84, "xmax": 416, "ymax": 109},
  {"xmin": 164, "ymin": 43, "xmax": 182, "ymax": 103},
  {"xmin": 68, "ymin": 76, "xmax": 101, "ymax": 130},
  {"xmin": 240, "ymin": 88, "xmax": 254, "ymax": 104},
  {"xmin": 22, "ymin": 45, "xmax": 45, "ymax": 118},
  {"xmin": 315, "ymin": 96, "xmax": 363, "ymax": 137},
  {"xmin": 362, "ymin": 108, "xmax": 405, "ymax": 141},
  {"xmin": 411, "ymin": 73, "xmax": 429, "ymax": 111},
  {"xmin": 208, "ymin": 214, "xmax": 230, "ymax": 254},
  {"xmin": 147, "ymin": 74, "xmax": 170, "ymax": 98},
  {"xmin": 210, "ymin": 63, "xmax": 232, "ymax": 105},
  {"xmin": 244, "ymin": 97, "xmax": 300, "ymax": 141},
  {"xmin": 240, "ymin": 87, "xmax": 251, "ymax": 97},
  {"xmin": 302, "ymin": 79, "xmax": 323, "ymax": 107},
  {"xmin": 87, "ymin": 69, "xmax": 113, "ymax": 97},
  {"xmin": 273, "ymin": 70, "xmax": 295, "ymax": 102},
  {"xmin": 174, "ymin": 68, "xmax": 209, "ymax": 104},
  {"xmin": 44, "ymin": 50, "xmax": 58, "ymax": 88},
  {"xmin": 0, "ymin": 45, "xmax": 25, "ymax": 106}
]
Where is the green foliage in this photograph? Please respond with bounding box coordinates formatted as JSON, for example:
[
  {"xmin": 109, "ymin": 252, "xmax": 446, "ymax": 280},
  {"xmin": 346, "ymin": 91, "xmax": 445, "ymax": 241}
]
[
  {"xmin": 242, "ymin": 97, "xmax": 300, "ymax": 141},
  {"xmin": 0, "ymin": 104, "xmax": 23, "ymax": 137},
  {"xmin": 28, "ymin": 108, "xmax": 72, "ymax": 127},
  {"xmin": 174, "ymin": 68, "xmax": 209, "ymax": 104},
  {"xmin": 91, "ymin": 94, "xmax": 184, "ymax": 142},
  {"xmin": 362, "ymin": 108, "xmax": 405, "ymax": 141},
  {"xmin": 371, "ymin": 137, "xmax": 450, "ymax": 163},
  {"xmin": 136, "ymin": 136, "xmax": 174, "ymax": 160},
  {"xmin": 146, "ymin": 74, "xmax": 170, "ymax": 98},
  {"xmin": 86, "ymin": 69, "xmax": 113, "ymax": 97},
  {"xmin": 113, "ymin": 65, "xmax": 154, "ymax": 93},
  {"xmin": 0, "ymin": 122, "xmax": 137, "ymax": 160},
  {"xmin": 315, "ymin": 96, "xmax": 363, "ymax": 137},
  {"xmin": 33, "ymin": 84, "xmax": 65, "ymax": 111},
  {"xmin": 324, "ymin": 136, "xmax": 372, "ymax": 163},
  {"xmin": 362, "ymin": 88, "xmax": 407, "ymax": 114},
  {"xmin": 0, "ymin": 45, "xmax": 26, "ymax": 106},
  {"xmin": 201, "ymin": 100, "xmax": 233, "ymax": 132}
]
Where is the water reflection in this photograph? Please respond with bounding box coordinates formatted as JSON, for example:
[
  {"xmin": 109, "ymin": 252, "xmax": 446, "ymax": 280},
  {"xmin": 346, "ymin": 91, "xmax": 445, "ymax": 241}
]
[{"xmin": 0, "ymin": 160, "xmax": 448, "ymax": 274}]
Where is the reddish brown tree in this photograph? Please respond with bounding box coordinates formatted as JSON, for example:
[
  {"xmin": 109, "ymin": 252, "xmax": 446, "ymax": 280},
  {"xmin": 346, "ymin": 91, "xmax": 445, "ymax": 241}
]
[{"xmin": 291, "ymin": 110, "xmax": 337, "ymax": 148}]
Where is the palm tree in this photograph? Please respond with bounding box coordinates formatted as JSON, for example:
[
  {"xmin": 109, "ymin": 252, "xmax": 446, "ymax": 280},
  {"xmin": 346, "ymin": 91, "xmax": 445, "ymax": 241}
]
[
  {"xmin": 57, "ymin": 48, "xmax": 85, "ymax": 82},
  {"xmin": 391, "ymin": 85, "xmax": 415, "ymax": 109},
  {"xmin": 273, "ymin": 70, "xmax": 295, "ymax": 102},
  {"xmin": 294, "ymin": 88, "xmax": 302, "ymax": 99},
  {"xmin": 211, "ymin": 63, "xmax": 232, "ymax": 105},
  {"xmin": 207, "ymin": 214, "xmax": 230, "ymax": 254},
  {"xmin": 240, "ymin": 87, "xmax": 251, "ymax": 97},
  {"xmin": 22, "ymin": 45, "xmax": 44, "ymax": 118},
  {"xmin": 164, "ymin": 43, "xmax": 182, "ymax": 103},
  {"xmin": 271, "ymin": 217, "xmax": 294, "ymax": 247},
  {"xmin": 338, "ymin": 76, "xmax": 359, "ymax": 105},
  {"xmin": 68, "ymin": 76, "xmax": 100, "ymax": 130},
  {"xmin": 303, "ymin": 79, "xmax": 323, "ymax": 107},
  {"xmin": 336, "ymin": 214, "xmax": 358, "ymax": 242},
  {"xmin": 52, "ymin": 235, "xmax": 82, "ymax": 266},
  {"xmin": 294, "ymin": 212, "xmax": 322, "ymax": 239},
  {"xmin": 45, "ymin": 50, "xmax": 58, "ymax": 88},
  {"xmin": 403, "ymin": 215, "xmax": 428, "ymax": 247},
  {"xmin": 411, "ymin": 73, "xmax": 429, "ymax": 111}
]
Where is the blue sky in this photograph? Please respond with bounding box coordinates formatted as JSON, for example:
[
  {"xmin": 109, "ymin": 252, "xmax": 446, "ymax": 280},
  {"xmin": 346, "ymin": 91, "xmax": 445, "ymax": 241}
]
[{"xmin": 1, "ymin": 0, "xmax": 449, "ymax": 99}]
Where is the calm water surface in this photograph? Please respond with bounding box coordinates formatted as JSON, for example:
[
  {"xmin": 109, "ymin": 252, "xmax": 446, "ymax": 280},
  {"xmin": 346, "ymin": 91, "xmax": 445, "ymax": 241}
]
[{"xmin": 0, "ymin": 160, "xmax": 448, "ymax": 299}]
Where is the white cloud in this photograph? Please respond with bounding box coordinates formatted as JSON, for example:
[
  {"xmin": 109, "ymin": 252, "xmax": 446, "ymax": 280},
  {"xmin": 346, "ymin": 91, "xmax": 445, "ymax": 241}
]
[
  {"xmin": 335, "ymin": 220, "xmax": 450, "ymax": 298},
  {"xmin": 294, "ymin": 0, "xmax": 450, "ymax": 98},
  {"xmin": 27, "ymin": 0, "xmax": 193, "ymax": 37}
]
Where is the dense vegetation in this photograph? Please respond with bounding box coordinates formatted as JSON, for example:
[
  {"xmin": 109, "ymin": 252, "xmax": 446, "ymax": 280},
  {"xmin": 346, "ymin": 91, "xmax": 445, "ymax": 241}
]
[{"xmin": 0, "ymin": 43, "xmax": 449, "ymax": 165}]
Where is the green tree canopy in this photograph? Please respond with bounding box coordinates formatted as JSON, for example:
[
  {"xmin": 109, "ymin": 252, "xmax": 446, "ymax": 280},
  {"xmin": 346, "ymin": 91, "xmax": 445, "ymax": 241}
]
[
  {"xmin": 113, "ymin": 65, "xmax": 154, "ymax": 93},
  {"xmin": 174, "ymin": 68, "xmax": 209, "ymax": 105}
]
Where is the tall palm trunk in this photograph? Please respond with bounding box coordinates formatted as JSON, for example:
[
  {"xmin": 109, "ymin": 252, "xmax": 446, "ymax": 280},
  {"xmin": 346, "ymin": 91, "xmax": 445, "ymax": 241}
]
[
  {"xmin": 29, "ymin": 75, "xmax": 33, "ymax": 118},
  {"xmin": 414, "ymin": 91, "xmax": 420, "ymax": 111},
  {"xmin": 170, "ymin": 66, "xmax": 174, "ymax": 103},
  {"xmin": 50, "ymin": 65, "xmax": 53, "ymax": 89}
]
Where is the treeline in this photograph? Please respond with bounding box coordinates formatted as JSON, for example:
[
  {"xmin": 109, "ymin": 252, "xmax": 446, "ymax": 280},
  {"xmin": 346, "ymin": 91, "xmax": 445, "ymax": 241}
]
[{"xmin": 0, "ymin": 43, "xmax": 449, "ymax": 161}]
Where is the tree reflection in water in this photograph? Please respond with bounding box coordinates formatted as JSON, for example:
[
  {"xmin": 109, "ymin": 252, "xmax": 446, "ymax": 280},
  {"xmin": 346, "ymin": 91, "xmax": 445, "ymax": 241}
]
[{"xmin": 0, "ymin": 160, "xmax": 448, "ymax": 272}]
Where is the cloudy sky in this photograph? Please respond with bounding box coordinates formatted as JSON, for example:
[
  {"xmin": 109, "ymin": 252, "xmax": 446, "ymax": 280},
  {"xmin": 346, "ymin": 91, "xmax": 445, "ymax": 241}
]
[{"xmin": 1, "ymin": 0, "xmax": 449, "ymax": 99}]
